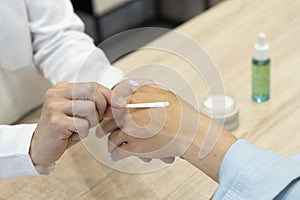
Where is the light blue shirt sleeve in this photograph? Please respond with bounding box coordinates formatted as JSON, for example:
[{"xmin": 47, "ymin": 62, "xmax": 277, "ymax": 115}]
[{"xmin": 213, "ymin": 140, "xmax": 300, "ymax": 200}]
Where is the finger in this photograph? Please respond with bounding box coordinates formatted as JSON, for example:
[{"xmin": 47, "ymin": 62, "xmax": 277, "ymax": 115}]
[
  {"xmin": 61, "ymin": 83, "xmax": 111, "ymax": 120},
  {"xmin": 129, "ymin": 79, "xmax": 158, "ymax": 94},
  {"xmin": 128, "ymin": 91, "xmax": 169, "ymax": 105},
  {"xmin": 100, "ymin": 117, "xmax": 120, "ymax": 135},
  {"xmin": 70, "ymin": 133, "xmax": 80, "ymax": 141},
  {"xmin": 107, "ymin": 130, "xmax": 130, "ymax": 153},
  {"xmin": 104, "ymin": 105, "xmax": 126, "ymax": 118},
  {"xmin": 63, "ymin": 100, "xmax": 99, "ymax": 128},
  {"xmin": 160, "ymin": 157, "xmax": 175, "ymax": 164},
  {"xmin": 44, "ymin": 86, "xmax": 67, "ymax": 100},
  {"xmin": 72, "ymin": 117, "xmax": 90, "ymax": 139},
  {"xmin": 62, "ymin": 82, "xmax": 96, "ymax": 100},
  {"xmin": 57, "ymin": 115, "xmax": 89, "ymax": 139},
  {"xmin": 107, "ymin": 139, "xmax": 119, "ymax": 154},
  {"xmin": 110, "ymin": 79, "xmax": 155, "ymax": 108},
  {"xmin": 111, "ymin": 144, "xmax": 132, "ymax": 161},
  {"xmin": 110, "ymin": 80, "xmax": 133, "ymax": 107},
  {"xmin": 56, "ymin": 82, "xmax": 111, "ymax": 102},
  {"xmin": 133, "ymin": 85, "xmax": 167, "ymax": 94},
  {"xmin": 94, "ymin": 84, "xmax": 112, "ymax": 112},
  {"xmin": 94, "ymin": 125, "xmax": 105, "ymax": 138},
  {"xmin": 139, "ymin": 157, "xmax": 152, "ymax": 163},
  {"xmin": 68, "ymin": 134, "xmax": 81, "ymax": 147}
]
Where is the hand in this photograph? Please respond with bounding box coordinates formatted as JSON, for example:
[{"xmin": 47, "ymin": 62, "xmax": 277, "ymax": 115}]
[
  {"xmin": 103, "ymin": 81, "xmax": 237, "ymax": 182},
  {"xmin": 104, "ymin": 83, "xmax": 200, "ymax": 162},
  {"xmin": 30, "ymin": 82, "xmax": 112, "ymax": 166}
]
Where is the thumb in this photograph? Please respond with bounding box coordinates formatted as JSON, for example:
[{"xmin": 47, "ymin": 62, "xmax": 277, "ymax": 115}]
[
  {"xmin": 95, "ymin": 84, "xmax": 112, "ymax": 103},
  {"xmin": 110, "ymin": 79, "xmax": 155, "ymax": 108},
  {"xmin": 109, "ymin": 79, "xmax": 138, "ymax": 108}
]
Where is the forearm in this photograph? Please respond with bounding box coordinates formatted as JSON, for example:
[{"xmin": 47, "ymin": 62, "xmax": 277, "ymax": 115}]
[
  {"xmin": 182, "ymin": 114, "xmax": 237, "ymax": 182},
  {"xmin": 183, "ymin": 115, "xmax": 300, "ymax": 199}
]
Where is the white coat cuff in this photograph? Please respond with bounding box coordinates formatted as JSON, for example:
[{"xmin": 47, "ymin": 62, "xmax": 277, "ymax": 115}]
[
  {"xmin": 0, "ymin": 124, "xmax": 39, "ymax": 179},
  {"xmin": 98, "ymin": 66, "xmax": 124, "ymax": 89}
]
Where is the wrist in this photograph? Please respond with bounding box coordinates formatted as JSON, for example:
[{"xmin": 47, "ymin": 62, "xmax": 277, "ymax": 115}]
[
  {"xmin": 29, "ymin": 131, "xmax": 39, "ymax": 166},
  {"xmin": 181, "ymin": 113, "xmax": 237, "ymax": 182},
  {"xmin": 181, "ymin": 113, "xmax": 210, "ymax": 160},
  {"xmin": 29, "ymin": 131, "xmax": 56, "ymax": 175}
]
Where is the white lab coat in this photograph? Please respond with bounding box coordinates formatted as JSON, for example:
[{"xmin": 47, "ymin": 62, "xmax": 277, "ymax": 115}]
[{"xmin": 0, "ymin": 0, "xmax": 123, "ymax": 179}]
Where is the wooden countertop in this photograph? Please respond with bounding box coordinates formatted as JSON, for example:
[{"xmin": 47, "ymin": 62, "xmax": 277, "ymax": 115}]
[{"xmin": 1, "ymin": 0, "xmax": 300, "ymax": 199}]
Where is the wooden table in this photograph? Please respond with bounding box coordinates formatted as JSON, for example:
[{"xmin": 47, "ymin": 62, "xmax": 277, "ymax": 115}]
[{"xmin": 1, "ymin": 0, "xmax": 300, "ymax": 199}]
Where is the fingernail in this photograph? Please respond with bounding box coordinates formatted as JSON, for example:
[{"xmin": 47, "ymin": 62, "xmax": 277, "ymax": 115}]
[
  {"xmin": 93, "ymin": 130, "xmax": 97, "ymax": 137},
  {"xmin": 107, "ymin": 154, "xmax": 112, "ymax": 161},
  {"xmin": 129, "ymin": 80, "xmax": 140, "ymax": 87}
]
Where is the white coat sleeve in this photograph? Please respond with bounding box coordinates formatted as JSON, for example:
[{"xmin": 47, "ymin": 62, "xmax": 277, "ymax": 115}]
[
  {"xmin": 0, "ymin": 1, "xmax": 124, "ymax": 179},
  {"xmin": 26, "ymin": 0, "xmax": 123, "ymax": 88},
  {"xmin": 0, "ymin": 124, "xmax": 39, "ymax": 179}
]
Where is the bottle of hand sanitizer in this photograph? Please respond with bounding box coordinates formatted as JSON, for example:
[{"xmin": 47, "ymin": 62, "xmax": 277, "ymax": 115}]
[{"xmin": 252, "ymin": 32, "xmax": 270, "ymax": 103}]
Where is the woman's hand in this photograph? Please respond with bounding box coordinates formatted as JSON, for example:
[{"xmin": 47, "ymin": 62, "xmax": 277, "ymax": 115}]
[
  {"xmin": 103, "ymin": 82, "xmax": 200, "ymax": 162},
  {"xmin": 104, "ymin": 81, "xmax": 237, "ymax": 182}
]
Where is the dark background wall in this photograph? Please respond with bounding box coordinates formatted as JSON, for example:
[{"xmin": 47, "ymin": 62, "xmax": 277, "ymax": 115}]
[
  {"xmin": 71, "ymin": 0, "xmax": 223, "ymax": 43},
  {"xmin": 70, "ymin": 0, "xmax": 223, "ymax": 62}
]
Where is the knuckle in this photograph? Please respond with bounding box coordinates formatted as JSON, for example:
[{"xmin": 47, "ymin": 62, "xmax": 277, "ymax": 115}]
[
  {"xmin": 49, "ymin": 115, "xmax": 60, "ymax": 127},
  {"xmin": 135, "ymin": 85, "xmax": 148, "ymax": 93},
  {"xmin": 129, "ymin": 93, "xmax": 144, "ymax": 104},
  {"xmin": 56, "ymin": 82, "xmax": 68, "ymax": 88},
  {"xmin": 92, "ymin": 82, "xmax": 99, "ymax": 89},
  {"xmin": 87, "ymin": 102, "xmax": 96, "ymax": 113},
  {"xmin": 45, "ymin": 101, "xmax": 59, "ymax": 113},
  {"xmin": 44, "ymin": 88, "xmax": 56, "ymax": 100},
  {"xmin": 85, "ymin": 84, "xmax": 95, "ymax": 95},
  {"xmin": 161, "ymin": 90, "xmax": 174, "ymax": 100}
]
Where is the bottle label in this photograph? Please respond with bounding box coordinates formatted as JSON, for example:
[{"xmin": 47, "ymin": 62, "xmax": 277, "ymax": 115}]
[{"xmin": 252, "ymin": 63, "xmax": 270, "ymax": 96}]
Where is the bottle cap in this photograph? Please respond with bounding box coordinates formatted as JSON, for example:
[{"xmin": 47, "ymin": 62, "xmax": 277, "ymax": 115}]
[
  {"xmin": 199, "ymin": 95, "xmax": 239, "ymax": 131},
  {"xmin": 254, "ymin": 32, "xmax": 269, "ymax": 61}
]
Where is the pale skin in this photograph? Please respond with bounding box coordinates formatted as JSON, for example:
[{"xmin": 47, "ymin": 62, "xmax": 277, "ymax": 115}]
[
  {"xmin": 29, "ymin": 80, "xmax": 237, "ymax": 183},
  {"xmin": 29, "ymin": 82, "xmax": 123, "ymax": 167},
  {"xmin": 103, "ymin": 81, "xmax": 237, "ymax": 182}
]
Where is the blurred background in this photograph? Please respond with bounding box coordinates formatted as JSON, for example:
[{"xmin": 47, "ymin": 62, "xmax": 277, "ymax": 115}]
[{"xmin": 70, "ymin": 0, "xmax": 223, "ymax": 59}]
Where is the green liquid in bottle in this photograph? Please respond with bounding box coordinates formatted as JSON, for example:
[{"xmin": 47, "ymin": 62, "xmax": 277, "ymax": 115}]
[{"xmin": 252, "ymin": 59, "xmax": 270, "ymax": 103}]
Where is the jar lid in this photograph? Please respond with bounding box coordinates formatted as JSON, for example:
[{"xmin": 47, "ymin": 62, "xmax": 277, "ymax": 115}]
[{"xmin": 199, "ymin": 95, "xmax": 239, "ymax": 131}]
